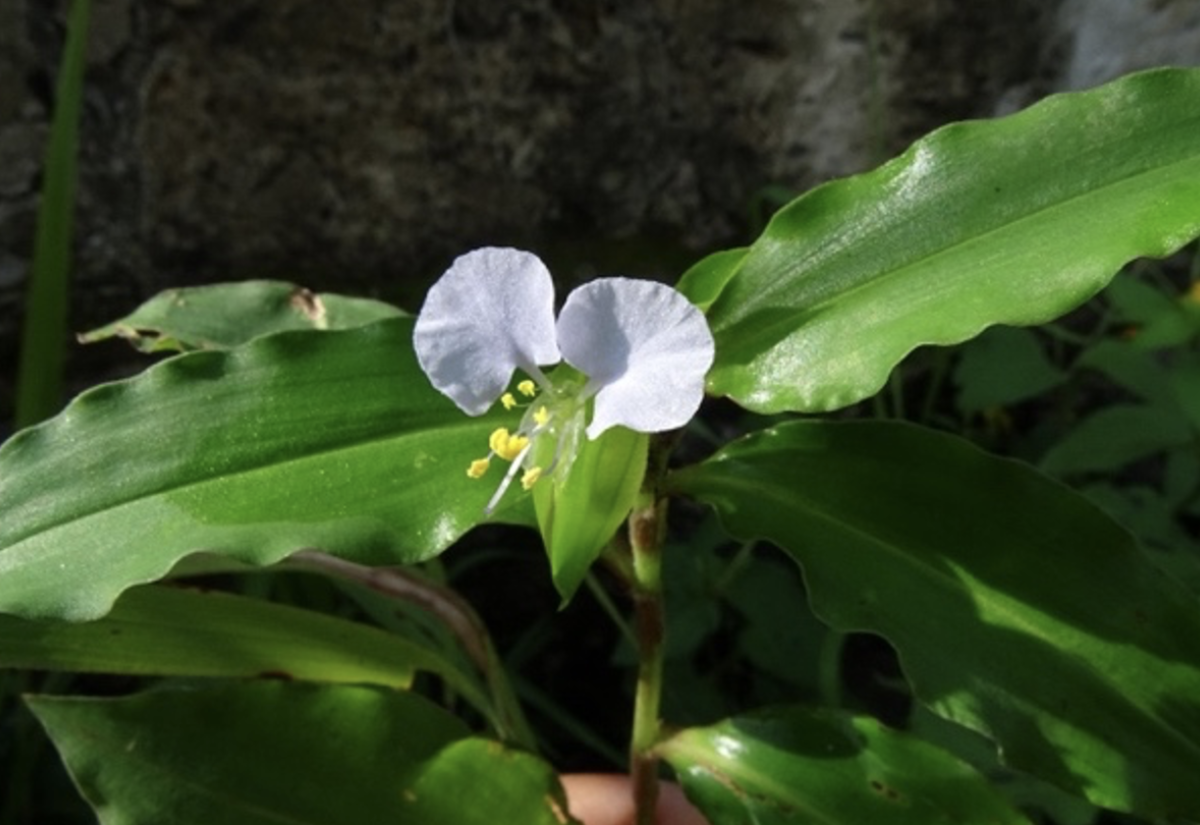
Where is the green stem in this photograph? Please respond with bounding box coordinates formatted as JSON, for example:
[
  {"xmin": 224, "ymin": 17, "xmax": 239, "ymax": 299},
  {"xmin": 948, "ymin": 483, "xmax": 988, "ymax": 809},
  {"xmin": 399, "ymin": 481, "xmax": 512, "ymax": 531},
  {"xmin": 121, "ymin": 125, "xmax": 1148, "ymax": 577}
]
[
  {"xmin": 624, "ymin": 431, "xmax": 681, "ymax": 823},
  {"xmin": 628, "ymin": 492, "xmax": 667, "ymax": 825}
]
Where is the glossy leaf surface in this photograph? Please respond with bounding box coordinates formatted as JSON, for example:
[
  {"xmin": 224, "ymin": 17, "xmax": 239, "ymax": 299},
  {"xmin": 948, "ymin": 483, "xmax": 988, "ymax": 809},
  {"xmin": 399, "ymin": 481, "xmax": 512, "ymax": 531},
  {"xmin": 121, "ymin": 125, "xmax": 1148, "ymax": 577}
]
[
  {"xmin": 0, "ymin": 318, "xmax": 531, "ymax": 622},
  {"xmin": 670, "ymin": 420, "xmax": 1200, "ymax": 817},
  {"xmin": 680, "ymin": 68, "xmax": 1200, "ymax": 413},
  {"xmin": 0, "ymin": 584, "xmax": 431, "ymax": 688},
  {"xmin": 78, "ymin": 280, "xmax": 405, "ymax": 352},
  {"xmin": 27, "ymin": 682, "xmax": 571, "ymax": 825},
  {"xmin": 661, "ymin": 706, "xmax": 1030, "ymax": 824}
]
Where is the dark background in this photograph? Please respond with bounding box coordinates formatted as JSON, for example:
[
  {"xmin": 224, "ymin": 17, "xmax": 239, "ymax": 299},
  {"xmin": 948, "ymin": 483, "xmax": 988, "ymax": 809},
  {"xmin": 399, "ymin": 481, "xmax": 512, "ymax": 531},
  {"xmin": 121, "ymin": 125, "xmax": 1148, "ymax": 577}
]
[{"xmin": 3, "ymin": 0, "xmax": 1199, "ymax": 417}]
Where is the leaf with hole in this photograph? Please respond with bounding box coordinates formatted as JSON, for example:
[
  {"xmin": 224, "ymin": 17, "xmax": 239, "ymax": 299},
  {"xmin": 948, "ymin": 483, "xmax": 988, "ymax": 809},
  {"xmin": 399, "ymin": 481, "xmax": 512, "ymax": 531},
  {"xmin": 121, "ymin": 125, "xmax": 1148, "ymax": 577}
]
[
  {"xmin": 670, "ymin": 419, "xmax": 1200, "ymax": 817},
  {"xmin": 78, "ymin": 280, "xmax": 405, "ymax": 353},
  {"xmin": 661, "ymin": 706, "xmax": 1031, "ymax": 825}
]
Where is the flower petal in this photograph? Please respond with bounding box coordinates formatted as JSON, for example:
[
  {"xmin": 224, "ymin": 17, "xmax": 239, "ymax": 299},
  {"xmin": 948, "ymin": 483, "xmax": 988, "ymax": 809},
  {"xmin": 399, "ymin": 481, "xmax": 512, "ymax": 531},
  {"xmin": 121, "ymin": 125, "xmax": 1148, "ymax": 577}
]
[
  {"xmin": 557, "ymin": 277, "xmax": 714, "ymax": 438},
  {"xmin": 414, "ymin": 248, "xmax": 561, "ymax": 415}
]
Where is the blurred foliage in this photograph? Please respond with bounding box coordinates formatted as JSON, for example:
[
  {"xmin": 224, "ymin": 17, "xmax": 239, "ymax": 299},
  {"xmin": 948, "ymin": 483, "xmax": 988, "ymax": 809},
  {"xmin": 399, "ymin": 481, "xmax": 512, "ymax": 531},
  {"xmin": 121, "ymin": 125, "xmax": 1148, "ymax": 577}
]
[{"xmin": 948, "ymin": 247, "xmax": 1200, "ymax": 596}]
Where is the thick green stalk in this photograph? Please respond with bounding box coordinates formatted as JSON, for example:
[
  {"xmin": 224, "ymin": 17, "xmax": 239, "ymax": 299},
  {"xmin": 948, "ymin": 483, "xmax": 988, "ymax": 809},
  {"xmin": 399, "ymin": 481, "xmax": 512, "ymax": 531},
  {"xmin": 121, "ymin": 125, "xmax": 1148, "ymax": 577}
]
[
  {"xmin": 628, "ymin": 492, "xmax": 666, "ymax": 825},
  {"xmin": 627, "ymin": 429, "xmax": 682, "ymax": 824}
]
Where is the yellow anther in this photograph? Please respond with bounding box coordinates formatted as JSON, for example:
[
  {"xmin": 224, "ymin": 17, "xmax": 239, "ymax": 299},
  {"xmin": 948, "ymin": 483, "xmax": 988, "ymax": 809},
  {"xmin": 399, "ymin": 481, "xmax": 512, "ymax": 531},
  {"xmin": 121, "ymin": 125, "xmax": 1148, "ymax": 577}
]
[
  {"xmin": 488, "ymin": 427, "xmax": 529, "ymax": 462},
  {"xmin": 502, "ymin": 435, "xmax": 529, "ymax": 461},
  {"xmin": 521, "ymin": 466, "xmax": 542, "ymax": 490},
  {"xmin": 501, "ymin": 393, "xmax": 517, "ymax": 410},
  {"xmin": 533, "ymin": 406, "xmax": 550, "ymax": 427},
  {"xmin": 488, "ymin": 428, "xmax": 511, "ymax": 454},
  {"xmin": 518, "ymin": 379, "xmax": 537, "ymax": 397},
  {"xmin": 467, "ymin": 458, "xmax": 490, "ymax": 478}
]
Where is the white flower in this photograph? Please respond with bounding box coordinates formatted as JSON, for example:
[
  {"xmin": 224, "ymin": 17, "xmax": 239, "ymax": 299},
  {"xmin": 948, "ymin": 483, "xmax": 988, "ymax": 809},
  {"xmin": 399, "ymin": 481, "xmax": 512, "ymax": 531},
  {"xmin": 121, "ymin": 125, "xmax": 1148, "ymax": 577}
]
[{"xmin": 414, "ymin": 247, "xmax": 714, "ymax": 512}]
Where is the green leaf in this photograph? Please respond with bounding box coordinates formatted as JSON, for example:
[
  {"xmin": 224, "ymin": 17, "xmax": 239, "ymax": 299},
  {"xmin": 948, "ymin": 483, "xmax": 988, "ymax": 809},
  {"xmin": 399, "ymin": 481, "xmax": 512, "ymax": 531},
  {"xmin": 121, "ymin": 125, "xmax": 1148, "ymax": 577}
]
[
  {"xmin": 660, "ymin": 706, "xmax": 1030, "ymax": 825},
  {"xmin": 1039, "ymin": 403, "xmax": 1194, "ymax": 475},
  {"xmin": 27, "ymin": 682, "xmax": 571, "ymax": 825},
  {"xmin": 78, "ymin": 281, "xmax": 405, "ymax": 353},
  {"xmin": 1166, "ymin": 353, "xmax": 1200, "ymax": 431},
  {"xmin": 908, "ymin": 707, "xmax": 1099, "ymax": 825},
  {"xmin": 675, "ymin": 247, "xmax": 748, "ymax": 312},
  {"xmin": 953, "ymin": 326, "xmax": 1066, "ymax": 413},
  {"xmin": 669, "ymin": 420, "xmax": 1200, "ymax": 817},
  {"xmin": 681, "ymin": 68, "xmax": 1200, "ymax": 413},
  {"xmin": 1075, "ymin": 339, "xmax": 1176, "ymax": 408},
  {"xmin": 399, "ymin": 738, "xmax": 575, "ymax": 824},
  {"xmin": 0, "ymin": 583, "xmax": 431, "ymax": 688},
  {"xmin": 1105, "ymin": 271, "xmax": 1180, "ymax": 325},
  {"xmin": 14, "ymin": 0, "xmax": 90, "ymax": 427},
  {"xmin": 1079, "ymin": 483, "xmax": 1200, "ymax": 595},
  {"xmin": 0, "ymin": 318, "xmax": 532, "ymax": 622},
  {"xmin": 726, "ymin": 557, "xmax": 825, "ymax": 686},
  {"xmin": 1104, "ymin": 271, "xmax": 1198, "ymax": 350}
]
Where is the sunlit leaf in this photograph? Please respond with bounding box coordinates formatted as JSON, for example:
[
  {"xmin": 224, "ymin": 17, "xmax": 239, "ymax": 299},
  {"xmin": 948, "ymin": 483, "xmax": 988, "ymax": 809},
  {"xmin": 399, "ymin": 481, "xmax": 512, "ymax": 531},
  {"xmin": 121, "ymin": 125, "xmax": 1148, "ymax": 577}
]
[
  {"xmin": 78, "ymin": 281, "xmax": 404, "ymax": 353},
  {"xmin": 661, "ymin": 706, "xmax": 1031, "ymax": 825},
  {"xmin": 670, "ymin": 420, "xmax": 1200, "ymax": 817},
  {"xmin": 0, "ymin": 318, "xmax": 532, "ymax": 622},
  {"xmin": 680, "ymin": 68, "xmax": 1200, "ymax": 413}
]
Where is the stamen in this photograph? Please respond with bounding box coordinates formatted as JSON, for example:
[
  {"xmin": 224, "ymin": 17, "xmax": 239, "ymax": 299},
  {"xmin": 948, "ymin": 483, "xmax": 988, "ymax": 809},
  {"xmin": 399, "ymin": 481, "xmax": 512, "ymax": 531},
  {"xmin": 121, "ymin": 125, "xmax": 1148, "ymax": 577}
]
[
  {"xmin": 519, "ymin": 363, "xmax": 554, "ymax": 394},
  {"xmin": 521, "ymin": 467, "xmax": 542, "ymax": 490},
  {"xmin": 488, "ymin": 427, "xmax": 529, "ymax": 461},
  {"xmin": 474, "ymin": 389, "xmax": 554, "ymax": 514},
  {"xmin": 485, "ymin": 442, "xmax": 534, "ymax": 515}
]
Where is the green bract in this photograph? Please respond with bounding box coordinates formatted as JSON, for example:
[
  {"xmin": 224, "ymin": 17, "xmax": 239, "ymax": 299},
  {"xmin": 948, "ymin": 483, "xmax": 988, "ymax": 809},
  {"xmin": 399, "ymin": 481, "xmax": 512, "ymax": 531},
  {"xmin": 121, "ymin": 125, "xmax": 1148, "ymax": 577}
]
[{"xmin": 532, "ymin": 420, "xmax": 648, "ymax": 602}]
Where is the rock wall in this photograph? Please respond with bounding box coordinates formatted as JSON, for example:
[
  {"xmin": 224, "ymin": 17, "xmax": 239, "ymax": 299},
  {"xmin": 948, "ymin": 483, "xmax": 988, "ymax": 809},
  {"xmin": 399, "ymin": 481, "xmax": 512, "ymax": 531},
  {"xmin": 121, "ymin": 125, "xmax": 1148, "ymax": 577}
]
[{"xmin": 2, "ymin": 0, "xmax": 1200, "ymax": 406}]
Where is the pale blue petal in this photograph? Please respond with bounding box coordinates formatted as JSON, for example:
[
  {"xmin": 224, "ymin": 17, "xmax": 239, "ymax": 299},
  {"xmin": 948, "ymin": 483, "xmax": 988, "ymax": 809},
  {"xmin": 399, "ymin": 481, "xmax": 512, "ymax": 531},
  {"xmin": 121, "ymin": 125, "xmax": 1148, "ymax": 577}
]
[
  {"xmin": 557, "ymin": 277, "xmax": 714, "ymax": 438},
  {"xmin": 414, "ymin": 248, "xmax": 561, "ymax": 415}
]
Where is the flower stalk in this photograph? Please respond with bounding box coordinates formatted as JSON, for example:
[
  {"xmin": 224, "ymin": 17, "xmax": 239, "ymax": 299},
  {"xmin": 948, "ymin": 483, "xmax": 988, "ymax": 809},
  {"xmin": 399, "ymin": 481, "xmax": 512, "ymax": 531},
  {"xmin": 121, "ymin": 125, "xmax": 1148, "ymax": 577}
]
[
  {"xmin": 629, "ymin": 493, "xmax": 667, "ymax": 825},
  {"xmin": 626, "ymin": 432, "xmax": 676, "ymax": 825}
]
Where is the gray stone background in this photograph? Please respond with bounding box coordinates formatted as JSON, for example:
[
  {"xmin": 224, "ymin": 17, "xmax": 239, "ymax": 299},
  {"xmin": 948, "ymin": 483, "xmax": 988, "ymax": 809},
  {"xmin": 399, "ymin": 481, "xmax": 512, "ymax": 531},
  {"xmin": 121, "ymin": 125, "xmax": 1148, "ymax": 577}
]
[{"xmin": 3, "ymin": 0, "xmax": 1200, "ymax": 409}]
